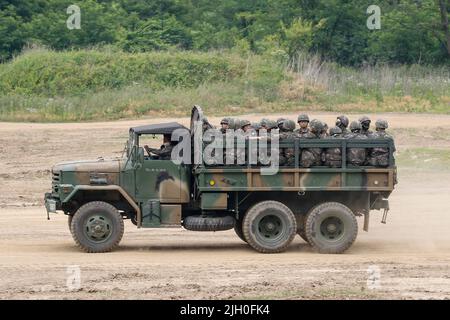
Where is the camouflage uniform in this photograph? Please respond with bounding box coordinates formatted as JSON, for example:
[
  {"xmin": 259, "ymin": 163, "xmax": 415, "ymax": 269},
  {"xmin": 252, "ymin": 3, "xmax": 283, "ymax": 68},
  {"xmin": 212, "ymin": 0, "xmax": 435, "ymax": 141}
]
[
  {"xmin": 368, "ymin": 119, "xmax": 395, "ymax": 167},
  {"xmin": 294, "ymin": 114, "xmax": 310, "ymax": 137},
  {"xmin": 279, "ymin": 120, "xmax": 296, "ymax": 166},
  {"xmin": 346, "ymin": 121, "xmax": 368, "ymax": 166},
  {"xmin": 146, "ymin": 142, "xmax": 173, "ymax": 160},
  {"xmin": 300, "ymin": 119, "xmax": 323, "ymax": 168},
  {"xmin": 359, "ymin": 116, "xmax": 374, "ymax": 137},
  {"xmin": 336, "ymin": 115, "xmax": 349, "ymax": 135},
  {"xmin": 323, "ymin": 126, "xmax": 343, "ymax": 168}
]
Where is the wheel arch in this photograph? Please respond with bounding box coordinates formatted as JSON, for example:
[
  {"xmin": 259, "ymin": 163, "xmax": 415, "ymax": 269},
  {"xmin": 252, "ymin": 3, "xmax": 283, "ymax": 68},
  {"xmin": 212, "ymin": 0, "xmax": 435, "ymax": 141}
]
[{"xmin": 62, "ymin": 185, "xmax": 141, "ymax": 225}]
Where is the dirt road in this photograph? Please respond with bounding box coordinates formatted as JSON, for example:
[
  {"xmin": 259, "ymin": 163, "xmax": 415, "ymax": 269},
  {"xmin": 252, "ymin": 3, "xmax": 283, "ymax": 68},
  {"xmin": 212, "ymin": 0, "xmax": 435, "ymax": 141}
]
[{"xmin": 1, "ymin": 112, "xmax": 450, "ymax": 299}]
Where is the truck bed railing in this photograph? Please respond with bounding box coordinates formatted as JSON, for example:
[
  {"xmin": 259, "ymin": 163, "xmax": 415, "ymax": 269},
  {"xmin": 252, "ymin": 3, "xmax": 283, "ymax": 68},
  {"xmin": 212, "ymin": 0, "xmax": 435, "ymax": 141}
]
[{"xmin": 201, "ymin": 138, "xmax": 396, "ymax": 169}]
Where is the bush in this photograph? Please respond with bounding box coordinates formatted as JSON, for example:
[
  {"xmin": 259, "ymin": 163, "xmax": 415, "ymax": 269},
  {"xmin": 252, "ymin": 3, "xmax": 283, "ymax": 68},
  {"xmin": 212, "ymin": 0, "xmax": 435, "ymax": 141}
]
[{"xmin": 0, "ymin": 48, "xmax": 245, "ymax": 96}]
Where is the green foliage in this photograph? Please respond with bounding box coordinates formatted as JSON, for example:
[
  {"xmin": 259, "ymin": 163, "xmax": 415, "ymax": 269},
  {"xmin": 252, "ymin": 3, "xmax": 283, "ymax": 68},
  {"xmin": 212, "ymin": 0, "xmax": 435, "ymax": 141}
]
[
  {"xmin": 1, "ymin": 0, "xmax": 450, "ymax": 65},
  {"xmin": 0, "ymin": 48, "xmax": 245, "ymax": 96}
]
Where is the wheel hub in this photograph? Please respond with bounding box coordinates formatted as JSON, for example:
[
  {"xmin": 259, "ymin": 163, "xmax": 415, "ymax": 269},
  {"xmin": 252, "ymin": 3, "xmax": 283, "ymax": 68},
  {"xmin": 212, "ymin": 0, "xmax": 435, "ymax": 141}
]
[
  {"xmin": 320, "ymin": 217, "xmax": 343, "ymax": 240},
  {"xmin": 85, "ymin": 215, "xmax": 112, "ymax": 242},
  {"xmin": 258, "ymin": 214, "xmax": 282, "ymax": 239}
]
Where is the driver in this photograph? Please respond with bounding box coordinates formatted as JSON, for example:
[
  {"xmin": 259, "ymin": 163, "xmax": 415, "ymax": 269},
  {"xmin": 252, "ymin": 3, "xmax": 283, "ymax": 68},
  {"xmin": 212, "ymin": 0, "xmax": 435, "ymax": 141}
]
[{"xmin": 144, "ymin": 134, "xmax": 174, "ymax": 160}]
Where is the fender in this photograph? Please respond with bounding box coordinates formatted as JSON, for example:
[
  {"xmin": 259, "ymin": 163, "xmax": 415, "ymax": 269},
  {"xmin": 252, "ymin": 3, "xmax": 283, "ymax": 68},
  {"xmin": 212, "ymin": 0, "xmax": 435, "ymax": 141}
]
[{"xmin": 63, "ymin": 185, "xmax": 142, "ymax": 227}]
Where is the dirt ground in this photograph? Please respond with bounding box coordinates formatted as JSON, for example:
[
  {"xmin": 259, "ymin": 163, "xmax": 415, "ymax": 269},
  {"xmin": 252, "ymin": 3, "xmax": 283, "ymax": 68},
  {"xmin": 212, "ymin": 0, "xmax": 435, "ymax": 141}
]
[{"xmin": 0, "ymin": 112, "xmax": 450, "ymax": 300}]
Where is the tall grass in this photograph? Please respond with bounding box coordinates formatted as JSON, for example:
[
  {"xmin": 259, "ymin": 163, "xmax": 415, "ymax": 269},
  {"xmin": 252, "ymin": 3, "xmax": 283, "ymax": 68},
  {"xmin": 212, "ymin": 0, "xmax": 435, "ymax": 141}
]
[{"xmin": 285, "ymin": 52, "xmax": 450, "ymax": 113}]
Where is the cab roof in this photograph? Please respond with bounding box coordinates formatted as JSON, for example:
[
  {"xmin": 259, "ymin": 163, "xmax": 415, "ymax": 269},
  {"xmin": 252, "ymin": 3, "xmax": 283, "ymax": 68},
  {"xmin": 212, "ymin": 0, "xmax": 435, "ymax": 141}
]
[{"xmin": 130, "ymin": 122, "xmax": 188, "ymax": 135}]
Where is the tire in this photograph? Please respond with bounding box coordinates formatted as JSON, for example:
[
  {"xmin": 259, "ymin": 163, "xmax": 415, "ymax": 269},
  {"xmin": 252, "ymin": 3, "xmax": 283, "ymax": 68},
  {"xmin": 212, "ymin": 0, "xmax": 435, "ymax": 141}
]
[
  {"xmin": 70, "ymin": 201, "xmax": 124, "ymax": 253},
  {"xmin": 183, "ymin": 215, "xmax": 235, "ymax": 231},
  {"xmin": 234, "ymin": 220, "xmax": 246, "ymax": 242},
  {"xmin": 295, "ymin": 213, "xmax": 309, "ymax": 243},
  {"xmin": 305, "ymin": 202, "xmax": 358, "ymax": 254},
  {"xmin": 242, "ymin": 201, "xmax": 296, "ymax": 253}
]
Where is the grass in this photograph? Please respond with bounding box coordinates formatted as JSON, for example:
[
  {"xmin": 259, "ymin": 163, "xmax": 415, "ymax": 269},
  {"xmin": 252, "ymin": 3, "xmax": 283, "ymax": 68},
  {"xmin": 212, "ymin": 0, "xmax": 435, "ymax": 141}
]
[{"xmin": 0, "ymin": 48, "xmax": 449, "ymax": 122}]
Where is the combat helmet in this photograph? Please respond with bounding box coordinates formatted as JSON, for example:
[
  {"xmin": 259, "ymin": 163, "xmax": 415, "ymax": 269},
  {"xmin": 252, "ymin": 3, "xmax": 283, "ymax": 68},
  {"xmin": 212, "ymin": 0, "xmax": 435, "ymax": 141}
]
[
  {"xmin": 358, "ymin": 115, "xmax": 371, "ymax": 124},
  {"xmin": 349, "ymin": 121, "xmax": 362, "ymax": 132},
  {"xmin": 309, "ymin": 119, "xmax": 324, "ymax": 134},
  {"xmin": 220, "ymin": 117, "xmax": 230, "ymax": 125},
  {"xmin": 277, "ymin": 118, "xmax": 286, "ymax": 127},
  {"xmin": 375, "ymin": 119, "xmax": 388, "ymax": 130},
  {"xmin": 336, "ymin": 115, "xmax": 349, "ymax": 128},
  {"xmin": 252, "ymin": 121, "xmax": 262, "ymax": 130},
  {"xmin": 260, "ymin": 118, "xmax": 269, "ymax": 127},
  {"xmin": 227, "ymin": 118, "xmax": 237, "ymax": 130},
  {"xmin": 329, "ymin": 126, "xmax": 342, "ymax": 136},
  {"xmin": 266, "ymin": 119, "xmax": 278, "ymax": 130},
  {"xmin": 281, "ymin": 119, "xmax": 296, "ymax": 131},
  {"xmin": 240, "ymin": 119, "xmax": 251, "ymax": 129},
  {"xmin": 297, "ymin": 114, "xmax": 310, "ymax": 122}
]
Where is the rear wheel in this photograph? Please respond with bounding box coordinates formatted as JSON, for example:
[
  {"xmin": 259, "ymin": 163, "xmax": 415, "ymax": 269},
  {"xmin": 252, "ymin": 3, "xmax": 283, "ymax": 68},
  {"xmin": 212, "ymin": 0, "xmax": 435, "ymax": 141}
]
[
  {"xmin": 305, "ymin": 202, "xmax": 358, "ymax": 254},
  {"xmin": 70, "ymin": 201, "xmax": 124, "ymax": 253},
  {"xmin": 243, "ymin": 201, "xmax": 296, "ymax": 253}
]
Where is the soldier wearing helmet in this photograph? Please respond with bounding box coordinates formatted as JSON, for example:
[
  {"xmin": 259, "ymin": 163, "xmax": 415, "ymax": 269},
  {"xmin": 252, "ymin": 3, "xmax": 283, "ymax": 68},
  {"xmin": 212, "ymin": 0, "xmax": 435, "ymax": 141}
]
[
  {"xmin": 320, "ymin": 122, "xmax": 329, "ymax": 138},
  {"xmin": 345, "ymin": 121, "xmax": 368, "ymax": 166},
  {"xmin": 294, "ymin": 114, "xmax": 310, "ymax": 137},
  {"xmin": 260, "ymin": 118, "xmax": 269, "ymax": 129},
  {"xmin": 359, "ymin": 115, "xmax": 373, "ymax": 137},
  {"xmin": 299, "ymin": 119, "xmax": 323, "ymax": 168},
  {"xmin": 220, "ymin": 118, "xmax": 230, "ymax": 134},
  {"xmin": 367, "ymin": 119, "xmax": 396, "ymax": 167},
  {"xmin": 335, "ymin": 115, "xmax": 349, "ymax": 135},
  {"xmin": 265, "ymin": 119, "xmax": 278, "ymax": 132},
  {"xmin": 323, "ymin": 126, "xmax": 343, "ymax": 168},
  {"xmin": 279, "ymin": 119, "xmax": 296, "ymax": 166},
  {"xmin": 277, "ymin": 118, "xmax": 286, "ymax": 130}
]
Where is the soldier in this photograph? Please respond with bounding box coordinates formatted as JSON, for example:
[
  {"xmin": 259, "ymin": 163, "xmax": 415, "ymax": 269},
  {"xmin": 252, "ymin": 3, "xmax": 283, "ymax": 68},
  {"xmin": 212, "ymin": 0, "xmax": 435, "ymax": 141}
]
[
  {"xmin": 359, "ymin": 116, "xmax": 373, "ymax": 137},
  {"xmin": 277, "ymin": 118, "xmax": 286, "ymax": 130},
  {"xmin": 260, "ymin": 118, "xmax": 270, "ymax": 130},
  {"xmin": 279, "ymin": 119, "xmax": 296, "ymax": 166},
  {"xmin": 252, "ymin": 121, "xmax": 262, "ymax": 133},
  {"xmin": 323, "ymin": 126, "xmax": 343, "ymax": 168},
  {"xmin": 294, "ymin": 114, "xmax": 310, "ymax": 137},
  {"xmin": 367, "ymin": 119, "xmax": 395, "ymax": 167},
  {"xmin": 220, "ymin": 118, "xmax": 230, "ymax": 134},
  {"xmin": 320, "ymin": 122, "xmax": 329, "ymax": 138},
  {"xmin": 335, "ymin": 115, "xmax": 349, "ymax": 135},
  {"xmin": 265, "ymin": 120, "xmax": 278, "ymax": 132},
  {"xmin": 300, "ymin": 119, "xmax": 323, "ymax": 168},
  {"xmin": 144, "ymin": 134, "xmax": 174, "ymax": 160},
  {"xmin": 346, "ymin": 121, "xmax": 368, "ymax": 166}
]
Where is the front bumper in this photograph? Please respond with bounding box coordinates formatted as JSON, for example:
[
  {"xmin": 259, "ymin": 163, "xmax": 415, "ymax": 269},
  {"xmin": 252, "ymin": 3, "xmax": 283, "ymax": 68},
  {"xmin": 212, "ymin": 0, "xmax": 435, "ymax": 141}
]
[{"xmin": 44, "ymin": 192, "xmax": 61, "ymax": 214}]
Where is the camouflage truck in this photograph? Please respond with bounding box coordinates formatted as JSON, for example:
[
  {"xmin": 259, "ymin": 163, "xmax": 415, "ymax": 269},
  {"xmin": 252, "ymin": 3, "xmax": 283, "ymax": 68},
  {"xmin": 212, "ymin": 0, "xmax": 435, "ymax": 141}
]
[{"xmin": 44, "ymin": 106, "xmax": 396, "ymax": 254}]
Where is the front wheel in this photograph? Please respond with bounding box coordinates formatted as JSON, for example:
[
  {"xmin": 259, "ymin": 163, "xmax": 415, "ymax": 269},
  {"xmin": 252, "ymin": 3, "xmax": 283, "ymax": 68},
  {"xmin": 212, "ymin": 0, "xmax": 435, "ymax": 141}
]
[
  {"xmin": 70, "ymin": 201, "xmax": 124, "ymax": 253},
  {"xmin": 243, "ymin": 201, "xmax": 296, "ymax": 253},
  {"xmin": 305, "ymin": 202, "xmax": 358, "ymax": 254}
]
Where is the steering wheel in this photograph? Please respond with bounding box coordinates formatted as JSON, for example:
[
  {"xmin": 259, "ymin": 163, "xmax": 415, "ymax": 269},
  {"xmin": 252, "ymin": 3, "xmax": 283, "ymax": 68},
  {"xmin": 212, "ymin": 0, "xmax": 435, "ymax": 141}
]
[{"xmin": 144, "ymin": 145, "xmax": 154, "ymax": 157}]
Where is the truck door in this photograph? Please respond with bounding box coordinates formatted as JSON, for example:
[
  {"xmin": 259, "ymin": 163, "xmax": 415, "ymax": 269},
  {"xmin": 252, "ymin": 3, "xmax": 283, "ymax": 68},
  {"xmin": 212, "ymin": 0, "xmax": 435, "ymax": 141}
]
[{"xmin": 135, "ymin": 158, "xmax": 189, "ymax": 203}]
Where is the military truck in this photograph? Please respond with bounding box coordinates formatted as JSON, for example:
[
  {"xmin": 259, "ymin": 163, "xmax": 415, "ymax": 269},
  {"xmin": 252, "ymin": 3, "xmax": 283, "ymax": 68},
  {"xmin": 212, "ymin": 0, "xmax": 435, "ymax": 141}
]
[{"xmin": 45, "ymin": 106, "xmax": 396, "ymax": 254}]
